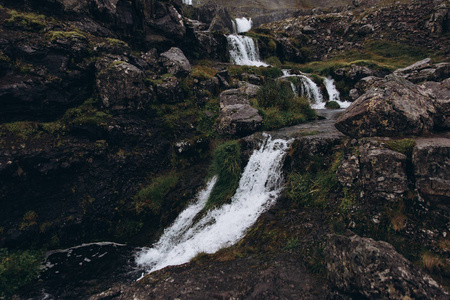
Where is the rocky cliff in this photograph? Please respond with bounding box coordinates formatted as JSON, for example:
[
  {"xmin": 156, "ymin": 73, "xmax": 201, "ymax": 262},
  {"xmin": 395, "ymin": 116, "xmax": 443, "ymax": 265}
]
[{"xmin": 0, "ymin": 0, "xmax": 449, "ymax": 299}]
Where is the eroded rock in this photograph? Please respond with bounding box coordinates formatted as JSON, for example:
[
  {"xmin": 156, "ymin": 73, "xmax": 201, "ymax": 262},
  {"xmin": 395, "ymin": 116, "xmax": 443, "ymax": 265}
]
[
  {"xmin": 216, "ymin": 86, "xmax": 262, "ymax": 136},
  {"xmin": 96, "ymin": 58, "xmax": 152, "ymax": 111},
  {"xmin": 335, "ymin": 75, "xmax": 436, "ymax": 137},
  {"xmin": 413, "ymin": 137, "xmax": 450, "ymax": 207},
  {"xmin": 421, "ymin": 78, "xmax": 450, "ymax": 129},
  {"xmin": 326, "ymin": 233, "xmax": 448, "ymax": 299}
]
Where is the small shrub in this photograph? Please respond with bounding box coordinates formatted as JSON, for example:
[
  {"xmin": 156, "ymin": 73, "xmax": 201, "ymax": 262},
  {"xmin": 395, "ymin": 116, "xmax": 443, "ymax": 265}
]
[
  {"xmin": 0, "ymin": 248, "xmax": 43, "ymax": 298},
  {"xmin": 421, "ymin": 252, "xmax": 444, "ymax": 273},
  {"xmin": 325, "ymin": 101, "xmax": 341, "ymax": 109},
  {"xmin": 20, "ymin": 211, "xmax": 38, "ymax": 230},
  {"xmin": 283, "ymin": 238, "xmax": 300, "ymax": 251},
  {"xmin": 134, "ymin": 173, "xmax": 180, "ymax": 215},
  {"xmin": 256, "ymin": 80, "xmax": 295, "ymax": 109},
  {"xmin": 260, "ymin": 67, "xmax": 283, "ymax": 78},
  {"xmin": 206, "ymin": 140, "xmax": 241, "ymax": 210}
]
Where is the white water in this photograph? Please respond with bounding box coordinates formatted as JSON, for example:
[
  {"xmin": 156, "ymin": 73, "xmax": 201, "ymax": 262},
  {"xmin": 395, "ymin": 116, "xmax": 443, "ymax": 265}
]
[
  {"xmin": 281, "ymin": 70, "xmax": 325, "ymax": 109},
  {"xmin": 234, "ymin": 17, "xmax": 253, "ymax": 33},
  {"xmin": 227, "ymin": 34, "xmax": 268, "ymax": 67},
  {"xmin": 182, "ymin": 0, "xmax": 192, "ymax": 5},
  {"xmin": 324, "ymin": 77, "xmax": 351, "ymax": 108},
  {"xmin": 136, "ymin": 135, "xmax": 290, "ymax": 273}
]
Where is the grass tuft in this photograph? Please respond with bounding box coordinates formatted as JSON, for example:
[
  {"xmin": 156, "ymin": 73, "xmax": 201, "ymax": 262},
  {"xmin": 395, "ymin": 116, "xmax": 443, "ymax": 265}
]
[{"xmin": 206, "ymin": 140, "xmax": 241, "ymax": 210}]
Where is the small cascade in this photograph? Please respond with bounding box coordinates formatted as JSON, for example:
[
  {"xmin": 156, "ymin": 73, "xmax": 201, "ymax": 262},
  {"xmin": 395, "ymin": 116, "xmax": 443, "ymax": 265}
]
[
  {"xmin": 227, "ymin": 34, "xmax": 268, "ymax": 67},
  {"xmin": 234, "ymin": 17, "xmax": 253, "ymax": 33},
  {"xmin": 182, "ymin": 0, "xmax": 192, "ymax": 5},
  {"xmin": 281, "ymin": 70, "xmax": 351, "ymax": 109},
  {"xmin": 136, "ymin": 134, "xmax": 291, "ymax": 274},
  {"xmin": 324, "ymin": 77, "xmax": 351, "ymax": 108}
]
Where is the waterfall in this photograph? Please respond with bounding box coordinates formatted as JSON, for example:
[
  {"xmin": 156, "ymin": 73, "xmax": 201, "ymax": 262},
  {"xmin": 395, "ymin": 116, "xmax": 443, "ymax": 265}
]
[
  {"xmin": 234, "ymin": 17, "xmax": 253, "ymax": 33},
  {"xmin": 182, "ymin": 0, "xmax": 192, "ymax": 5},
  {"xmin": 324, "ymin": 77, "xmax": 351, "ymax": 108},
  {"xmin": 227, "ymin": 34, "xmax": 268, "ymax": 67},
  {"xmin": 136, "ymin": 134, "xmax": 291, "ymax": 274}
]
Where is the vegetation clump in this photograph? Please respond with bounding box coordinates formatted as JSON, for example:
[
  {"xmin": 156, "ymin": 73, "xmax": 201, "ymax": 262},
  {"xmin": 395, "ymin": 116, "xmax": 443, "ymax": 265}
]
[
  {"xmin": 254, "ymin": 80, "xmax": 316, "ymax": 130},
  {"xmin": 384, "ymin": 138, "xmax": 416, "ymax": 157},
  {"xmin": 206, "ymin": 140, "xmax": 241, "ymax": 210},
  {"xmin": 134, "ymin": 173, "xmax": 180, "ymax": 215},
  {"xmin": 4, "ymin": 9, "xmax": 49, "ymax": 31},
  {"xmin": 0, "ymin": 248, "xmax": 43, "ymax": 298}
]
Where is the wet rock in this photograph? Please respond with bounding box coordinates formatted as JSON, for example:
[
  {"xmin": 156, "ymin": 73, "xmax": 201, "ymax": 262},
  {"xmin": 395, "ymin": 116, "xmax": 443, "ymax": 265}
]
[
  {"xmin": 335, "ymin": 75, "xmax": 436, "ymax": 137},
  {"xmin": 422, "ymin": 79, "xmax": 450, "ymax": 129},
  {"xmin": 335, "ymin": 65, "xmax": 374, "ymax": 82},
  {"xmin": 359, "ymin": 141, "xmax": 408, "ymax": 201},
  {"xmin": 160, "ymin": 47, "xmax": 191, "ymax": 77},
  {"xmin": 413, "ymin": 137, "xmax": 450, "ymax": 208},
  {"xmin": 96, "ymin": 58, "xmax": 152, "ymax": 111},
  {"xmin": 326, "ymin": 233, "xmax": 448, "ymax": 299},
  {"xmin": 353, "ymin": 75, "xmax": 383, "ymax": 96},
  {"xmin": 216, "ymin": 87, "xmax": 262, "ymax": 136}
]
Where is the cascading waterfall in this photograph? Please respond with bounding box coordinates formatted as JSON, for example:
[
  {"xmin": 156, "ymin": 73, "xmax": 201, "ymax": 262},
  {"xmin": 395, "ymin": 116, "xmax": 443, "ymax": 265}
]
[
  {"xmin": 227, "ymin": 35, "xmax": 268, "ymax": 67},
  {"xmin": 136, "ymin": 134, "xmax": 291, "ymax": 274},
  {"xmin": 324, "ymin": 77, "xmax": 351, "ymax": 108},
  {"xmin": 281, "ymin": 70, "xmax": 350, "ymax": 109},
  {"xmin": 227, "ymin": 17, "xmax": 268, "ymax": 67}
]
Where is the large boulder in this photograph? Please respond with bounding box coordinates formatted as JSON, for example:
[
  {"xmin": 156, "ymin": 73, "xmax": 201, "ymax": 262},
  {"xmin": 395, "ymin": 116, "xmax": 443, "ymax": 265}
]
[
  {"xmin": 412, "ymin": 137, "xmax": 450, "ymax": 208},
  {"xmin": 160, "ymin": 47, "xmax": 191, "ymax": 77},
  {"xmin": 216, "ymin": 86, "xmax": 262, "ymax": 136},
  {"xmin": 421, "ymin": 78, "xmax": 450, "ymax": 129},
  {"xmin": 326, "ymin": 233, "xmax": 448, "ymax": 299},
  {"xmin": 335, "ymin": 75, "xmax": 436, "ymax": 138},
  {"xmin": 96, "ymin": 58, "xmax": 152, "ymax": 111},
  {"xmin": 208, "ymin": 7, "xmax": 234, "ymax": 34}
]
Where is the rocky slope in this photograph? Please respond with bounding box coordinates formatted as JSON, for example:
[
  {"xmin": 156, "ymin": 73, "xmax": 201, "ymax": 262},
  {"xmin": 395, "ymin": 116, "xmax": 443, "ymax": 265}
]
[{"xmin": 0, "ymin": 0, "xmax": 449, "ymax": 299}]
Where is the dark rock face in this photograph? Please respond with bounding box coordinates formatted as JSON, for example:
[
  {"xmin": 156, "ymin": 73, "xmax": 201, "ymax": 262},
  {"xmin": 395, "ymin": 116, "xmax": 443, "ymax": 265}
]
[
  {"xmin": 154, "ymin": 75, "xmax": 183, "ymax": 103},
  {"xmin": 326, "ymin": 233, "xmax": 448, "ymax": 299},
  {"xmin": 421, "ymin": 78, "xmax": 450, "ymax": 129},
  {"xmin": 359, "ymin": 141, "xmax": 408, "ymax": 201},
  {"xmin": 216, "ymin": 86, "xmax": 262, "ymax": 136},
  {"xmin": 413, "ymin": 137, "xmax": 450, "ymax": 208},
  {"xmin": 335, "ymin": 75, "xmax": 436, "ymax": 138},
  {"xmin": 159, "ymin": 47, "xmax": 191, "ymax": 77},
  {"xmin": 96, "ymin": 58, "xmax": 152, "ymax": 111}
]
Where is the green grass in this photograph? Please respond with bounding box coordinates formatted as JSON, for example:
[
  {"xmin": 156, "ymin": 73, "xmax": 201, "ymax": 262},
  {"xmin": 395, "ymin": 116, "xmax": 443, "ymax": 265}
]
[
  {"xmin": 384, "ymin": 138, "xmax": 416, "ymax": 157},
  {"xmin": 292, "ymin": 40, "xmax": 441, "ymax": 76},
  {"xmin": 228, "ymin": 65, "xmax": 283, "ymax": 79},
  {"xmin": 253, "ymin": 80, "xmax": 316, "ymax": 130},
  {"xmin": 206, "ymin": 140, "xmax": 241, "ymax": 210},
  {"xmin": 134, "ymin": 173, "xmax": 180, "ymax": 215},
  {"xmin": 46, "ymin": 30, "xmax": 87, "ymax": 42},
  {"xmin": 0, "ymin": 248, "xmax": 43, "ymax": 298},
  {"xmin": 4, "ymin": 9, "xmax": 50, "ymax": 31}
]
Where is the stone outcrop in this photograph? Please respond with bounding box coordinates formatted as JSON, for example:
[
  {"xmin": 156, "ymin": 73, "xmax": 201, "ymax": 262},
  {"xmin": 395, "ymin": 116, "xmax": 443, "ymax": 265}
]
[
  {"xmin": 393, "ymin": 58, "xmax": 450, "ymax": 84},
  {"xmin": 358, "ymin": 141, "xmax": 408, "ymax": 201},
  {"xmin": 153, "ymin": 75, "xmax": 183, "ymax": 103},
  {"xmin": 216, "ymin": 85, "xmax": 262, "ymax": 136},
  {"xmin": 413, "ymin": 137, "xmax": 450, "ymax": 208},
  {"xmin": 96, "ymin": 58, "xmax": 152, "ymax": 111},
  {"xmin": 335, "ymin": 75, "xmax": 436, "ymax": 137},
  {"xmin": 326, "ymin": 233, "xmax": 448, "ymax": 299},
  {"xmin": 421, "ymin": 78, "xmax": 450, "ymax": 129},
  {"xmin": 160, "ymin": 47, "xmax": 191, "ymax": 77}
]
